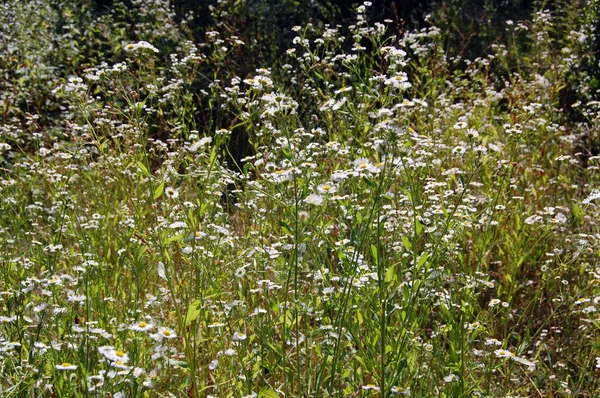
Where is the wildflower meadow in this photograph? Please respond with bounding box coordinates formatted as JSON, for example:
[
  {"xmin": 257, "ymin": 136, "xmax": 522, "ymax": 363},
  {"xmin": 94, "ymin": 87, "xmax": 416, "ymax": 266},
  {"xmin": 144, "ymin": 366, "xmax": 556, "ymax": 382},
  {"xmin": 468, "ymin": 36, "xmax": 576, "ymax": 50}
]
[{"xmin": 1, "ymin": 0, "xmax": 599, "ymax": 396}]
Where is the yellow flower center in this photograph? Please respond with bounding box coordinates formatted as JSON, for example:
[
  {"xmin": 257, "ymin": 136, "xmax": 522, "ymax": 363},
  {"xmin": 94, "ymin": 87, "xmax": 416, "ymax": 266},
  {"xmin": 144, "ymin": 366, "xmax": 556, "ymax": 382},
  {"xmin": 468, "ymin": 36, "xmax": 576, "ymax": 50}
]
[
  {"xmin": 62, "ymin": 362, "xmax": 72, "ymax": 367},
  {"xmin": 162, "ymin": 330, "xmax": 171, "ymax": 337},
  {"xmin": 116, "ymin": 350, "xmax": 125, "ymax": 357}
]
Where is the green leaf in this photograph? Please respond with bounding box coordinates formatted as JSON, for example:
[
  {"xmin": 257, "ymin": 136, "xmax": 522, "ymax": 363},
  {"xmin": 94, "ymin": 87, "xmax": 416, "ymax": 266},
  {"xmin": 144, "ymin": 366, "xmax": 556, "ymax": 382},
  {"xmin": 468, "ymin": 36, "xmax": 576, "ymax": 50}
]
[
  {"xmin": 401, "ymin": 236, "xmax": 412, "ymax": 250},
  {"xmin": 153, "ymin": 181, "xmax": 165, "ymax": 200},
  {"xmin": 572, "ymin": 203, "xmax": 582, "ymax": 224},
  {"xmin": 185, "ymin": 299, "xmax": 201, "ymax": 326},
  {"xmin": 167, "ymin": 234, "xmax": 184, "ymax": 243},
  {"xmin": 136, "ymin": 161, "xmax": 151, "ymax": 178},
  {"xmin": 416, "ymin": 220, "xmax": 423, "ymax": 236},
  {"xmin": 258, "ymin": 387, "xmax": 279, "ymax": 398},
  {"xmin": 355, "ymin": 355, "xmax": 366, "ymax": 367},
  {"xmin": 370, "ymin": 244, "xmax": 378, "ymax": 265},
  {"xmin": 279, "ymin": 220, "xmax": 291, "ymax": 235},
  {"xmin": 209, "ymin": 147, "xmax": 218, "ymax": 166},
  {"xmin": 356, "ymin": 309, "xmax": 364, "ymax": 325},
  {"xmin": 417, "ymin": 252, "xmax": 428, "ymax": 268},
  {"xmin": 385, "ymin": 264, "xmax": 396, "ymax": 283}
]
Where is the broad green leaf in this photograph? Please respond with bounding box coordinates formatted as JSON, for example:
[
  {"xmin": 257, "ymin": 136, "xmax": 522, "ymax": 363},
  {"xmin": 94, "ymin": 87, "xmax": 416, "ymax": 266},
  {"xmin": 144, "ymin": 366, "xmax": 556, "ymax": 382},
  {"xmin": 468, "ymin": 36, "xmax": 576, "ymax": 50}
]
[
  {"xmin": 370, "ymin": 244, "xmax": 378, "ymax": 265},
  {"xmin": 385, "ymin": 264, "xmax": 396, "ymax": 283},
  {"xmin": 136, "ymin": 161, "xmax": 151, "ymax": 178},
  {"xmin": 417, "ymin": 252, "xmax": 428, "ymax": 268},
  {"xmin": 258, "ymin": 387, "xmax": 279, "ymax": 398},
  {"xmin": 185, "ymin": 299, "xmax": 201, "ymax": 326},
  {"xmin": 279, "ymin": 220, "xmax": 291, "ymax": 235},
  {"xmin": 401, "ymin": 236, "xmax": 412, "ymax": 250},
  {"xmin": 356, "ymin": 309, "xmax": 364, "ymax": 325},
  {"xmin": 153, "ymin": 181, "xmax": 165, "ymax": 200},
  {"xmin": 167, "ymin": 234, "xmax": 184, "ymax": 243},
  {"xmin": 416, "ymin": 219, "xmax": 423, "ymax": 236}
]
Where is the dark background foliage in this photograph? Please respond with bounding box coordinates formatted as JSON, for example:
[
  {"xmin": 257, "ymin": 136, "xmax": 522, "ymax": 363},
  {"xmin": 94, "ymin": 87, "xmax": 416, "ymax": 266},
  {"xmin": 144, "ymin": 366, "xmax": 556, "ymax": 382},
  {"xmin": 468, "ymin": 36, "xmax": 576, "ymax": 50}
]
[
  {"xmin": 2, "ymin": 0, "xmax": 597, "ymax": 159},
  {"xmin": 87, "ymin": 0, "xmax": 598, "ymax": 112}
]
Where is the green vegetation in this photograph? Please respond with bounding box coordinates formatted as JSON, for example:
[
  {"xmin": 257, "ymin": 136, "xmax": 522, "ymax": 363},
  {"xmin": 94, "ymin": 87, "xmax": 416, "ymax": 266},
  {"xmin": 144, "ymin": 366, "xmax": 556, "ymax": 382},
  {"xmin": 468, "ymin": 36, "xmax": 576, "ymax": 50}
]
[{"xmin": 1, "ymin": 0, "xmax": 599, "ymax": 396}]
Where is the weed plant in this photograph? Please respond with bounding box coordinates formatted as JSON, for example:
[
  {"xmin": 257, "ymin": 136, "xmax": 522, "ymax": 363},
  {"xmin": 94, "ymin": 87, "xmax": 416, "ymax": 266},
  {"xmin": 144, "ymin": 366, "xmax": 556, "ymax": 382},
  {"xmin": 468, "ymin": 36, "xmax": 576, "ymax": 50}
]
[{"xmin": 0, "ymin": 0, "xmax": 599, "ymax": 397}]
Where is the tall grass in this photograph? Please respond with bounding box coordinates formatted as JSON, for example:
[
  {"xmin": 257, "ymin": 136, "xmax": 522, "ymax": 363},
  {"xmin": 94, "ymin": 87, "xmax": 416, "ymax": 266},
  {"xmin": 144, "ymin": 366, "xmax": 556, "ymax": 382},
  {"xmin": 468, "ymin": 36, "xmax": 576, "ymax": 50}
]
[{"xmin": 0, "ymin": 0, "xmax": 599, "ymax": 396}]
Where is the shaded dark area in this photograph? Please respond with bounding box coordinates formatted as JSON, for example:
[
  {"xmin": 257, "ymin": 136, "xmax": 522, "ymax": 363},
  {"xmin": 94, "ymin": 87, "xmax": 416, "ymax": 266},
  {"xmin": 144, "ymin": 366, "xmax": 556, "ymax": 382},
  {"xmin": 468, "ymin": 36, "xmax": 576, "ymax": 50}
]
[
  {"xmin": 91, "ymin": 0, "xmax": 114, "ymax": 14},
  {"xmin": 171, "ymin": 0, "xmax": 537, "ymax": 63},
  {"xmin": 2, "ymin": 0, "xmax": 598, "ymax": 167},
  {"xmin": 166, "ymin": 0, "xmax": 598, "ymax": 166}
]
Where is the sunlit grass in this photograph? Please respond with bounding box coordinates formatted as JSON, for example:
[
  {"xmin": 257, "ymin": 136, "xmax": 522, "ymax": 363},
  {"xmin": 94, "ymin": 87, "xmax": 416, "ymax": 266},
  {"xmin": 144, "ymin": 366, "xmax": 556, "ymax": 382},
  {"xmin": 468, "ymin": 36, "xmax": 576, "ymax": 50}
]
[{"xmin": 0, "ymin": 0, "xmax": 599, "ymax": 397}]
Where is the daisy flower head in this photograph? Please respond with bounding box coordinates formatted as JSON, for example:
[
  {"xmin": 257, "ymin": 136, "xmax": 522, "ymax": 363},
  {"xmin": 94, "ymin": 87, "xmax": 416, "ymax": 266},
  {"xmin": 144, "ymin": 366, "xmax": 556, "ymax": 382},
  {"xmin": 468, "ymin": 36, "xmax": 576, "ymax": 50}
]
[
  {"xmin": 99, "ymin": 346, "xmax": 130, "ymax": 363},
  {"xmin": 466, "ymin": 321, "xmax": 481, "ymax": 330},
  {"xmin": 391, "ymin": 386, "xmax": 410, "ymax": 394},
  {"xmin": 235, "ymin": 267, "xmax": 246, "ymax": 278},
  {"xmin": 232, "ymin": 331, "xmax": 247, "ymax": 341},
  {"xmin": 304, "ymin": 194, "xmax": 324, "ymax": 206},
  {"xmin": 443, "ymin": 373, "xmax": 459, "ymax": 383},
  {"xmin": 56, "ymin": 362, "xmax": 77, "ymax": 370},
  {"xmin": 331, "ymin": 170, "xmax": 349, "ymax": 183},
  {"xmin": 165, "ymin": 187, "xmax": 179, "ymax": 200},
  {"xmin": 494, "ymin": 348, "xmax": 514, "ymax": 358},
  {"xmin": 353, "ymin": 158, "xmax": 379, "ymax": 173},
  {"xmin": 384, "ymin": 73, "xmax": 412, "ymax": 90},
  {"xmin": 124, "ymin": 41, "xmax": 159, "ymax": 54},
  {"xmin": 489, "ymin": 298, "xmax": 501, "ymax": 307},
  {"xmin": 362, "ymin": 384, "xmax": 381, "ymax": 391},
  {"xmin": 485, "ymin": 338, "xmax": 502, "ymax": 346},
  {"xmin": 271, "ymin": 168, "xmax": 293, "ymax": 183},
  {"xmin": 151, "ymin": 327, "xmax": 177, "ymax": 341},
  {"xmin": 466, "ymin": 128, "xmax": 480, "ymax": 139},
  {"xmin": 159, "ymin": 327, "xmax": 176, "ymax": 339},
  {"xmin": 87, "ymin": 375, "xmax": 105, "ymax": 391},
  {"xmin": 317, "ymin": 182, "xmax": 337, "ymax": 195}
]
